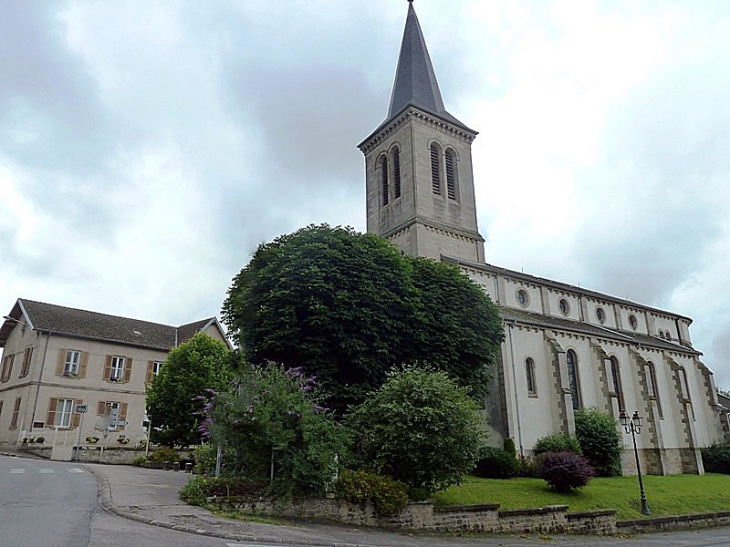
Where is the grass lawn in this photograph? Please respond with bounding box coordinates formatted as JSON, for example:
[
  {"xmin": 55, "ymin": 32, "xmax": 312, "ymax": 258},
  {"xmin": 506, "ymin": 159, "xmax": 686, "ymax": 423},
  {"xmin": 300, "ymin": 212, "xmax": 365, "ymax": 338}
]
[{"xmin": 433, "ymin": 474, "xmax": 730, "ymax": 521}]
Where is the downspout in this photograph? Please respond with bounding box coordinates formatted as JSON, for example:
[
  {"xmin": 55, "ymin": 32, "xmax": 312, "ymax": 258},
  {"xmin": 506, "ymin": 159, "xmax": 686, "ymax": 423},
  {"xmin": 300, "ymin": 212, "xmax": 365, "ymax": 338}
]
[
  {"xmin": 30, "ymin": 329, "xmax": 52, "ymax": 431},
  {"xmin": 507, "ymin": 320, "xmax": 524, "ymax": 458}
]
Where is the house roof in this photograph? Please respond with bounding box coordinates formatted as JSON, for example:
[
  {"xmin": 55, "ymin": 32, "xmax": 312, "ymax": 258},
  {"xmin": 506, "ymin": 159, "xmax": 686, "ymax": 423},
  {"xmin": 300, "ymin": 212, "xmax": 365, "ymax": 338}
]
[{"xmin": 0, "ymin": 298, "xmax": 227, "ymax": 351}]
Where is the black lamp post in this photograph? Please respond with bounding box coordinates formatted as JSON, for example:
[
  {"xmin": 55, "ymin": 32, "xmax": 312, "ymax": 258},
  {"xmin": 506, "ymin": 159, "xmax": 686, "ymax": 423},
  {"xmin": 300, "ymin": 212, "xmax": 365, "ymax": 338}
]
[{"xmin": 620, "ymin": 410, "xmax": 651, "ymax": 515}]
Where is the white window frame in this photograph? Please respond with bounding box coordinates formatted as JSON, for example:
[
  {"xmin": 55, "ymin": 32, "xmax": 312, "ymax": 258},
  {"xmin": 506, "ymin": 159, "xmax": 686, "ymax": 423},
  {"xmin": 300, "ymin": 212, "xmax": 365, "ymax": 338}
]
[
  {"xmin": 55, "ymin": 398, "xmax": 75, "ymax": 428},
  {"xmin": 110, "ymin": 356, "xmax": 125, "ymax": 381},
  {"xmin": 64, "ymin": 350, "xmax": 81, "ymax": 376},
  {"xmin": 153, "ymin": 360, "xmax": 163, "ymax": 376}
]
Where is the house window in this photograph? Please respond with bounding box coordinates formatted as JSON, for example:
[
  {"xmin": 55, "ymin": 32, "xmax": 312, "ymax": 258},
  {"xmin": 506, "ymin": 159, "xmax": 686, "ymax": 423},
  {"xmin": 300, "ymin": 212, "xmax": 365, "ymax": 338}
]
[
  {"xmin": 516, "ymin": 289, "xmax": 529, "ymax": 308},
  {"xmin": 64, "ymin": 350, "xmax": 81, "ymax": 376},
  {"xmin": 596, "ymin": 307, "xmax": 606, "ymax": 324},
  {"xmin": 20, "ymin": 347, "xmax": 33, "ymax": 377},
  {"xmin": 110, "ymin": 356, "xmax": 125, "ymax": 382},
  {"xmin": 566, "ymin": 349, "xmax": 581, "ymax": 410},
  {"xmin": 10, "ymin": 397, "xmax": 21, "ymax": 429},
  {"xmin": 610, "ymin": 356, "xmax": 624, "ymax": 410},
  {"xmin": 430, "ymin": 143, "xmax": 441, "ymax": 194},
  {"xmin": 646, "ymin": 361, "xmax": 662, "ymax": 418},
  {"xmin": 380, "ymin": 155, "xmax": 389, "ymax": 205},
  {"xmin": 392, "ymin": 146, "xmax": 401, "ymax": 199},
  {"xmin": 98, "ymin": 401, "xmax": 127, "ymax": 431},
  {"xmin": 146, "ymin": 360, "xmax": 164, "ymax": 384},
  {"xmin": 558, "ymin": 298, "xmax": 570, "ymax": 316},
  {"xmin": 445, "ymin": 148, "xmax": 457, "ymax": 200},
  {"xmin": 525, "ymin": 358, "xmax": 537, "ymax": 395},
  {"xmin": 1, "ymin": 354, "xmax": 14, "ymax": 382},
  {"xmin": 55, "ymin": 398, "xmax": 74, "ymax": 428}
]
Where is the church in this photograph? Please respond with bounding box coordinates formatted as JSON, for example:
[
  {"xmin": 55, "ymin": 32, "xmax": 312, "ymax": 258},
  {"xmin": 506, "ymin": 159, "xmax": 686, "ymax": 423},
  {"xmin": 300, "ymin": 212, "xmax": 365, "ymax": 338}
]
[{"xmin": 359, "ymin": 1, "xmax": 723, "ymax": 475}]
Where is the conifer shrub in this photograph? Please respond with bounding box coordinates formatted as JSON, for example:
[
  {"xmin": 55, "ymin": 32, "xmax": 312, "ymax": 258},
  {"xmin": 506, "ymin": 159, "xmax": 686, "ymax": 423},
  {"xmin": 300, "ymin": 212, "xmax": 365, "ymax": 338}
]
[
  {"xmin": 473, "ymin": 446, "xmax": 519, "ymax": 478},
  {"xmin": 702, "ymin": 444, "xmax": 730, "ymax": 474},
  {"xmin": 574, "ymin": 408, "xmax": 622, "ymax": 476},
  {"xmin": 503, "ymin": 437, "xmax": 516, "ymax": 457},
  {"xmin": 533, "ymin": 432, "xmax": 582, "ymax": 456},
  {"xmin": 540, "ymin": 451, "xmax": 594, "ymax": 492}
]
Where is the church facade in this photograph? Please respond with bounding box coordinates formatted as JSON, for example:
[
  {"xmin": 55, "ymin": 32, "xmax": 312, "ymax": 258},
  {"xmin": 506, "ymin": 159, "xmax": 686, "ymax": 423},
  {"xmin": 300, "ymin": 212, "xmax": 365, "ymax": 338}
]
[{"xmin": 359, "ymin": 2, "xmax": 723, "ymax": 475}]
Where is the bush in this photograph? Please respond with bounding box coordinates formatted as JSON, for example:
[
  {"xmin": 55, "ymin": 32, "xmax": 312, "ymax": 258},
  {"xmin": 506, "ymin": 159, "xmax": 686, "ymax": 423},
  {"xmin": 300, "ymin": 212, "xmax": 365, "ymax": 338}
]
[
  {"xmin": 574, "ymin": 408, "xmax": 622, "ymax": 476},
  {"xmin": 179, "ymin": 475, "xmax": 267, "ymax": 506},
  {"xmin": 132, "ymin": 456, "xmax": 147, "ymax": 467},
  {"xmin": 503, "ymin": 438, "xmax": 516, "ymax": 457},
  {"xmin": 540, "ymin": 451, "xmax": 594, "ymax": 492},
  {"xmin": 148, "ymin": 446, "xmax": 181, "ymax": 463},
  {"xmin": 336, "ymin": 469, "xmax": 409, "ymax": 516},
  {"xmin": 533, "ymin": 432, "xmax": 581, "ymax": 456},
  {"xmin": 474, "ymin": 446, "xmax": 519, "ymax": 479},
  {"xmin": 702, "ymin": 444, "xmax": 730, "ymax": 474}
]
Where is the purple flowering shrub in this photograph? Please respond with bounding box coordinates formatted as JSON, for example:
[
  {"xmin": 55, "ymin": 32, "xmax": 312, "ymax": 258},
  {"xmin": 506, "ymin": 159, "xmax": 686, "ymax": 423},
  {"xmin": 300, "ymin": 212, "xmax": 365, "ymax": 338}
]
[{"xmin": 540, "ymin": 451, "xmax": 594, "ymax": 492}]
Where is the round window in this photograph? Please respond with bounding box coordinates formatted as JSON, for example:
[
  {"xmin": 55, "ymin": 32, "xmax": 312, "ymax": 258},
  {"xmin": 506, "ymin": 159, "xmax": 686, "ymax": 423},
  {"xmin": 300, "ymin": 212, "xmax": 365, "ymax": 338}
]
[
  {"xmin": 596, "ymin": 307, "xmax": 606, "ymax": 324},
  {"xmin": 628, "ymin": 314, "xmax": 638, "ymax": 330},
  {"xmin": 517, "ymin": 289, "xmax": 529, "ymax": 308},
  {"xmin": 559, "ymin": 298, "xmax": 570, "ymax": 316}
]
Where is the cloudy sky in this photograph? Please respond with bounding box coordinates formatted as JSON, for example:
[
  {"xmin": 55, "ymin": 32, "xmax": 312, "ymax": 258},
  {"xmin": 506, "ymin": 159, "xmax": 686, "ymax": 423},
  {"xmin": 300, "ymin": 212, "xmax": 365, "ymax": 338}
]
[{"xmin": 1, "ymin": 1, "xmax": 729, "ymax": 385}]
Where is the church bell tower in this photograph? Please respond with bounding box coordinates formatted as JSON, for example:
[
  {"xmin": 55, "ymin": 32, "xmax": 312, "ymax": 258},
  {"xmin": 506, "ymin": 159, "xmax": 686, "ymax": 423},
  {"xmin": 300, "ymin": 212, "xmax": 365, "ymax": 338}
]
[{"xmin": 358, "ymin": 0, "xmax": 485, "ymax": 263}]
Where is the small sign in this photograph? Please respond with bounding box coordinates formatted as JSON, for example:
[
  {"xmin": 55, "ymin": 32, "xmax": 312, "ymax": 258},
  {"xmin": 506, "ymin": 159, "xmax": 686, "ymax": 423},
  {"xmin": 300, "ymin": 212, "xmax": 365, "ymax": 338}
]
[
  {"xmin": 74, "ymin": 404, "xmax": 88, "ymax": 414},
  {"xmin": 111, "ymin": 420, "xmax": 129, "ymax": 426}
]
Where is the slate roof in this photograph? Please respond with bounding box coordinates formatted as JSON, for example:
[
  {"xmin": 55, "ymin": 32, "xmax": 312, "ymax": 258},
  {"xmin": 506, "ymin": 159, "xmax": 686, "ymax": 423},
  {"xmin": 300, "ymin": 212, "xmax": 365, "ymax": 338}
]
[
  {"xmin": 360, "ymin": 1, "xmax": 475, "ymax": 146},
  {"xmin": 0, "ymin": 298, "xmax": 221, "ymax": 351}
]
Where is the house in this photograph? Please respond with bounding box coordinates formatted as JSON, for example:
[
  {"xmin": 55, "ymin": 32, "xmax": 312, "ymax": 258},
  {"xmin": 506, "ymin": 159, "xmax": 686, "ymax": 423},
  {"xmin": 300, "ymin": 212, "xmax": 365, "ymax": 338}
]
[
  {"xmin": 0, "ymin": 298, "xmax": 229, "ymax": 453},
  {"xmin": 359, "ymin": 2, "xmax": 724, "ymax": 474}
]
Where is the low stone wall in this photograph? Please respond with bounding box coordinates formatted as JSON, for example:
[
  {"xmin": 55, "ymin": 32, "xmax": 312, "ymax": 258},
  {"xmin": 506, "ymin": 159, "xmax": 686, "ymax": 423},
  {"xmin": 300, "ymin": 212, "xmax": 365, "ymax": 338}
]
[
  {"xmin": 18, "ymin": 445, "xmax": 145, "ymax": 464},
  {"xmin": 618, "ymin": 512, "xmax": 730, "ymax": 534},
  {"xmin": 212, "ymin": 497, "xmax": 618, "ymax": 536}
]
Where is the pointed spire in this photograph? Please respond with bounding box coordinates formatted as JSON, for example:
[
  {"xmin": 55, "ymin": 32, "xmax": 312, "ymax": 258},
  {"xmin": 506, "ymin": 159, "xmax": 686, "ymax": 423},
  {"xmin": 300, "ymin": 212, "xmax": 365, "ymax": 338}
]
[{"xmin": 386, "ymin": 1, "xmax": 468, "ymax": 129}]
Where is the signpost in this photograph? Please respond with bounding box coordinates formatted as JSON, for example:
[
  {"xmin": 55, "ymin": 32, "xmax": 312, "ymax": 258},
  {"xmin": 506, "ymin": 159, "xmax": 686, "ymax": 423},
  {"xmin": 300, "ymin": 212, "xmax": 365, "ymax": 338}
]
[{"xmin": 73, "ymin": 403, "xmax": 88, "ymax": 461}]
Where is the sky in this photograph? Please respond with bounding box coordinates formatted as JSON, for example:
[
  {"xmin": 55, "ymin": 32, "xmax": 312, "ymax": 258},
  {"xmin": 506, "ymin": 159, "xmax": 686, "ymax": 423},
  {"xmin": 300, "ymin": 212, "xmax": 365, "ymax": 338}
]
[{"xmin": 1, "ymin": 1, "xmax": 729, "ymax": 385}]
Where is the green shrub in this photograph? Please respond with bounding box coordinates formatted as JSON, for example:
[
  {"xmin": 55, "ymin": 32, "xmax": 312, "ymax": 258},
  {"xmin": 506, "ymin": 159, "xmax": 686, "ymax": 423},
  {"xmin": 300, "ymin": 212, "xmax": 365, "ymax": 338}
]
[
  {"xmin": 702, "ymin": 444, "xmax": 730, "ymax": 474},
  {"xmin": 503, "ymin": 438, "xmax": 516, "ymax": 457},
  {"xmin": 473, "ymin": 446, "xmax": 519, "ymax": 479},
  {"xmin": 132, "ymin": 456, "xmax": 147, "ymax": 467},
  {"xmin": 574, "ymin": 408, "xmax": 622, "ymax": 476},
  {"xmin": 336, "ymin": 469, "xmax": 409, "ymax": 516},
  {"xmin": 148, "ymin": 446, "xmax": 180, "ymax": 463},
  {"xmin": 540, "ymin": 451, "xmax": 594, "ymax": 492},
  {"xmin": 533, "ymin": 432, "xmax": 581, "ymax": 456},
  {"xmin": 516, "ymin": 456, "xmax": 541, "ymax": 478},
  {"xmin": 179, "ymin": 475, "xmax": 267, "ymax": 505}
]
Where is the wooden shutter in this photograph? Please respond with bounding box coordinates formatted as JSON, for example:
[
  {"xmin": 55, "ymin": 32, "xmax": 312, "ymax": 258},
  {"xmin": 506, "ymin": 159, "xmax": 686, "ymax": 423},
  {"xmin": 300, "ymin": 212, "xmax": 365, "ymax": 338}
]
[
  {"xmin": 78, "ymin": 352, "xmax": 89, "ymax": 378},
  {"xmin": 56, "ymin": 349, "xmax": 66, "ymax": 376},
  {"xmin": 146, "ymin": 360, "xmax": 154, "ymax": 384},
  {"xmin": 123, "ymin": 358, "xmax": 132, "ymax": 382},
  {"xmin": 71, "ymin": 399, "xmax": 84, "ymax": 428},
  {"xmin": 10, "ymin": 397, "xmax": 21, "ymax": 428},
  {"xmin": 97, "ymin": 401, "xmax": 106, "ymax": 416},
  {"xmin": 46, "ymin": 398, "xmax": 58, "ymax": 427},
  {"xmin": 118, "ymin": 402, "xmax": 128, "ymax": 431},
  {"xmin": 103, "ymin": 355, "xmax": 112, "ymax": 380}
]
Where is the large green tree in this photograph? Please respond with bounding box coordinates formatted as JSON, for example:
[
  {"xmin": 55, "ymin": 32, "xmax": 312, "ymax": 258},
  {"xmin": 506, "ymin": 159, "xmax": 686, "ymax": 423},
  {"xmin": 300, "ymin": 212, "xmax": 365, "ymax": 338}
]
[
  {"xmin": 348, "ymin": 367, "xmax": 486, "ymax": 494},
  {"xmin": 222, "ymin": 224, "xmax": 503, "ymax": 412},
  {"xmin": 146, "ymin": 332, "xmax": 233, "ymax": 447}
]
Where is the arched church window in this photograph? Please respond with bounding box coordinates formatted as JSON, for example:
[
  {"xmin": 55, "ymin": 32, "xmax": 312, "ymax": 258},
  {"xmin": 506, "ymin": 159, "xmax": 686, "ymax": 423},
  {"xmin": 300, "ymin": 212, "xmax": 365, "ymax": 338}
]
[
  {"xmin": 525, "ymin": 358, "xmax": 537, "ymax": 395},
  {"xmin": 646, "ymin": 361, "xmax": 663, "ymax": 418},
  {"xmin": 610, "ymin": 356, "xmax": 625, "ymax": 411},
  {"xmin": 566, "ymin": 349, "xmax": 581, "ymax": 410},
  {"xmin": 380, "ymin": 155, "xmax": 389, "ymax": 205},
  {"xmin": 430, "ymin": 143, "xmax": 441, "ymax": 194},
  {"xmin": 679, "ymin": 367, "xmax": 691, "ymax": 401},
  {"xmin": 392, "ymin": 146, "xmax": 401, "ymax": 199},
  {"xmin": 445, "ymin": 148, "xmax": 457, "ymax": 200}
]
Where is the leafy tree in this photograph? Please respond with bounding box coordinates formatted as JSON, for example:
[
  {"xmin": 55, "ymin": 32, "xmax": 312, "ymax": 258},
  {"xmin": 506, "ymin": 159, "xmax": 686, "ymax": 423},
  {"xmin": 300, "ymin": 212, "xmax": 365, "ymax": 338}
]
[
  {"xmin": 222, "ymin": 224, "xmax": 503, "ymax": 412},
  {"xmin": 202, "ymin": 363, "xmax": 350, "ymax": 496},
  {"xmin": 347, "ymin": 367, "xmax": 485, "ymax": 494},
  {"xmin": 146, "ymin": 333, "xmax": 233, "ymax": 448},
  {"xmin": 574, "ymin": 407, "xmax": 622, "ymax": 476}
]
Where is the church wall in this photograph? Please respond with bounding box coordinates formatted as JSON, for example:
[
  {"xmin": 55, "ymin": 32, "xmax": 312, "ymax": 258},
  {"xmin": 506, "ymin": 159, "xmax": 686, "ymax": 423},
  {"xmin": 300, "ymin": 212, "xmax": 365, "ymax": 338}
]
[
  {"xmin": 545, "ymin": 290, "xmax": 581, "ymax": 322},
  {"xmin": 502, "ymin": 279, "xmax": 542, "ymax": 314}
]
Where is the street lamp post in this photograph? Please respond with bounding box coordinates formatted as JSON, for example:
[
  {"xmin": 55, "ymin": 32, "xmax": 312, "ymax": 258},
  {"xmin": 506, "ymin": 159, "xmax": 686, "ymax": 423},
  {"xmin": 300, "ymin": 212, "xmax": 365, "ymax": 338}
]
[{"xmin": 620, "ymin": 410, "xmax": 651, "ymax": 516}]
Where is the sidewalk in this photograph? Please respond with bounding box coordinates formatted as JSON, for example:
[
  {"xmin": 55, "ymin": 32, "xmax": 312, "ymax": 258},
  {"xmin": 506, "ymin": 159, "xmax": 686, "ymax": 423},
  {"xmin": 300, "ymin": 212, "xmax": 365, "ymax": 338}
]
[{"xmin": 86, "ymin": 462, "xmax": 452, "ymax": 547}]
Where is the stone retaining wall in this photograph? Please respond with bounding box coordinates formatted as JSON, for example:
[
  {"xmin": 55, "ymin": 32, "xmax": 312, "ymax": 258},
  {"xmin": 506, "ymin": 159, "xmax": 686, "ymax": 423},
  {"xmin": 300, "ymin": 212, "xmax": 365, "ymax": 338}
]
[
  {"xmin": 212, "ymin": 497, "xmax": 618, "ymax": 535},
  {"xmin": 617, "ymin": 512, "xmax": 730, "ymax": 534}
]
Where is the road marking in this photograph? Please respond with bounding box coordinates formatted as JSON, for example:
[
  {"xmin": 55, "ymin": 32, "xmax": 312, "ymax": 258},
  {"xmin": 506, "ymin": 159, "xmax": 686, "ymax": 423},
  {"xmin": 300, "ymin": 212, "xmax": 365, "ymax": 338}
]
[
  {"xmin": 68, "ymin": 468, "xmax": 85, "ymax": 473},
  {"xmin": 10, "ymin": 468, "xmax": 25, "ymax": 474},
  {"xmin": 39, "ymin": 468, "xmax": 55, "ymax": 474}
]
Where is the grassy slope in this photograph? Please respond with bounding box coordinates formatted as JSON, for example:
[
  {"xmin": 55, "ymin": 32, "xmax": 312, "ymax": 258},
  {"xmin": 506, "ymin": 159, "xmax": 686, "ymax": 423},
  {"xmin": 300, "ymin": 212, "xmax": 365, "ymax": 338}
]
[{"xmin": 433, "ymin": 474, "xmax": 730, "ymax": 521}]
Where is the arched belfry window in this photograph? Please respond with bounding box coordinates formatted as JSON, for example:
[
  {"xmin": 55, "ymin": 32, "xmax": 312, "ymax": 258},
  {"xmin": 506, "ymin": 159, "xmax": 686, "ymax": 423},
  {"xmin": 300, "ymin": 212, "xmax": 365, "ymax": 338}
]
[
  {"xmin": 445, "ymin": 148, "xmax": 457, "ymax": 200},
  {"xmin": 380, "ymin": 155, "xmax": 389, "ymax": 206},
  {"xmin": 566, "ymin": 350, "xmax": 581, "ymax": 410},
  {"xmin": 392, "ymin": 146, "xmax": 401, "ymax": 199},
  {"xmin": 430, "ymin": 143, "xmax": 441, "ymax": 194}
]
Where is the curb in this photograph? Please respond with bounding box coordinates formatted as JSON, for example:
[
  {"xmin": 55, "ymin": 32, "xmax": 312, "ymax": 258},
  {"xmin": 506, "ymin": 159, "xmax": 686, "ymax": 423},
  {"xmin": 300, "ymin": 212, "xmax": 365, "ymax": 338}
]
[{"xmin": 86, "ymin": 465, "xmax": 377, "ymax": 547}]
